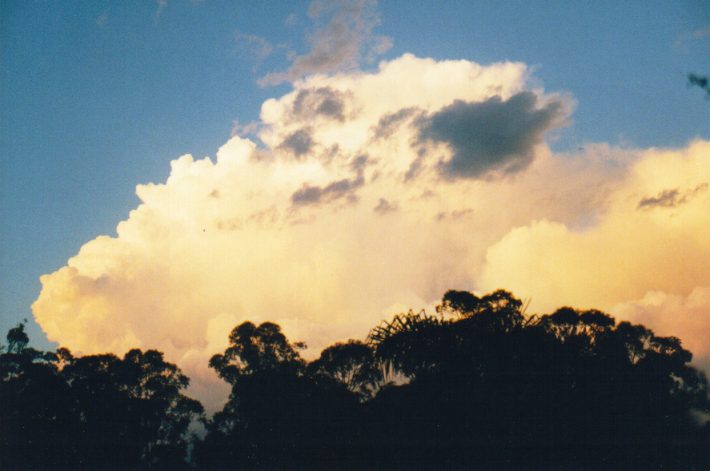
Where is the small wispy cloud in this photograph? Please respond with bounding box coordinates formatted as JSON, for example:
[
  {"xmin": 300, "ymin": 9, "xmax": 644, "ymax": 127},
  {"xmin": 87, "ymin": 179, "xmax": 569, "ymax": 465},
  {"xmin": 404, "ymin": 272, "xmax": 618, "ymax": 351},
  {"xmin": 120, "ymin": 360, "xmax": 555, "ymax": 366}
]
[
  {"xmin": 674, "ymin": 24, "xmax": 710, "ymax": 50},
  {"xmin": 230, "ymin": 119, "xmax": 261, "ymax": 138},
  {"xmin": 96, "ymin": 12, "xmax": 108, "ymax": 27},
  {"xmin": 638, "ymin": 189, "xmax": 681, "ymax": 209},
  {"xmin": 235, "ymin": 31, "xmax": 274, "ymax": 60},
  {"xmin": 259, "ymin": 0, "xmax": 392, "ymax": 86},
  {"xmin": 373, "ymin": 198, "xmax": 397, "ymax": 214},
  {"xmin": 692, "ymin": 25, "xmax": 710, "ymax": 39},
  {"xmin": 290, "ymin": 87, "xmax": 350, "ymax": 122},
  {"xmin": 637, "ymin": 183, "xmax": 708, "ymax": 210},
  {"xmin": 285, "ymin": 13, "xmax": 299, "ymax": 27},
  {"xmin": 155, "ymin": 0, "xmax": 168, "ymax": 20},
  {"xmin": 291, "ymin": 174, "xmax": 364, "ymax": 206}
]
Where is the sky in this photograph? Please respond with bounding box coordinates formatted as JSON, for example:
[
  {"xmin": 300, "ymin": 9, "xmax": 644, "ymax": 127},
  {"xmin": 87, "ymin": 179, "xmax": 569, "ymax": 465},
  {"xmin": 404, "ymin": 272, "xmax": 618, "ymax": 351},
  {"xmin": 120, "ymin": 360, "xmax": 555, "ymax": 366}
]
[{"xmin": 1, "ymin": 0, "xmax": 709, "ymax": 410}]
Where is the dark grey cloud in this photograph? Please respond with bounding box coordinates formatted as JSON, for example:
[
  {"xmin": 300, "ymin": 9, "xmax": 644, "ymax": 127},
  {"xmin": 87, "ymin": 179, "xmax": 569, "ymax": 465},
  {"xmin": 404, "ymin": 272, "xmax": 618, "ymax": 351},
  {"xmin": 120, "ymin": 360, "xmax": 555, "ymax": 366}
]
[
  {"xmin": 279, "ymin": 129, "xmax": 314, "ymax": 157},
  {"xmin": 638, "ymin": 183, "xmax": 708, "ymax": 210},
  {"xmin": 371, "ymin": 107, "xmax": 422, "ymax": 140},
  {"xmin": 404, "ymin": 149, "xmax": 426, "ymax": 182},
  {"xmin": 638, "ymin": 189, "xmax": 681, "ymax": 209},
  {"xmin": 292, "ymin": 87, "xmax": 349, "ymax": 121},
  {"xmin": 260, "ymin": 0, "xmax": 391, "ymax": 85},
  {"xmin": 291, "ymin": 174, "xmax": 365, "ymax": 206},
  {"xmin": 292, "ymin": 155, "xmax": 369, "ymax": 206},
  {"xmin": 435, "ymin": 208, "xmax": 474, "ymax": 222},
  {"xmin": 373, "ymin": 198, "xmax": 397, "ymax": 214},
  {"xmin": 349, "ymin": 154, "xmax": 371, "ymax": 173},
  {"xmin": 688, "ymin": 73, "xmax": 710, "ymax": 97},
  {"xmin": 417, "ymin": 92, "xmax": 566, "ymax": 179}
]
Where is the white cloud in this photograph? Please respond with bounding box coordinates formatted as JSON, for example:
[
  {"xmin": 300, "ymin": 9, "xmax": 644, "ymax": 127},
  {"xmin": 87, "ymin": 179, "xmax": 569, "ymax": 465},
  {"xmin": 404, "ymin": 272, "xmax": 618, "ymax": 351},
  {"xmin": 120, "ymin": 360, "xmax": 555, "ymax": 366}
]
[
  {"xmin": 612, "ymin": 288, "xmax": 710, "ymax": 372},
  {"xmin": 480, "ymin": 139, "xmax": 710, "ymax": 365},
  {"xmin": 32, "ymin": 54, "xmax": 710, "ymax": 412}
]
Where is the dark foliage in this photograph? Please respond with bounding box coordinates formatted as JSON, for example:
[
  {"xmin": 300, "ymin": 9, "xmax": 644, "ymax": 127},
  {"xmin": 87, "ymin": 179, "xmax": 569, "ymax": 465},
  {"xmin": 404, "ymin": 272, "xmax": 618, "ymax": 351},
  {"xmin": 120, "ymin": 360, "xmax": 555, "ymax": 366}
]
[
  {"xmin": 197, "ymin": 290, "xmax": 710, "ymax": 470},
  {"xmin": 195, "ymin": 322, "xmax": 362, "ymax": 470},
  {"xmin": 360, "ymin": 290, "xmax": 710, "ymax": 469},
  {"xmin": 1, "ymin": 323, "xmax": 203, "ymax": 470},
  {"xmin": 3, "ymin": 289, "xmax": 710, "ymax": 470}
]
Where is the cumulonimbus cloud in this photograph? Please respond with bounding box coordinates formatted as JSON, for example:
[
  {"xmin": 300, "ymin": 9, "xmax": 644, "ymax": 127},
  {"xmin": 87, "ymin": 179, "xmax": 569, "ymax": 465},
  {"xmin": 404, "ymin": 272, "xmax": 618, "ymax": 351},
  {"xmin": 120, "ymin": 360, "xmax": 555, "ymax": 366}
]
[{"xmin": 32, "ymin": 53, "xmax": 710, "ymax": 411}]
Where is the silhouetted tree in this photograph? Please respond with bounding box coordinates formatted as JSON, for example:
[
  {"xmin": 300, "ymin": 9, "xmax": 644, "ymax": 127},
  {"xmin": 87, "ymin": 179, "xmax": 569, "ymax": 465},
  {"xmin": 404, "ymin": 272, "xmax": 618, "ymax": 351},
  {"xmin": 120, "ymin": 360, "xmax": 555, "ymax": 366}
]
[
  {"xmin": 5, "ymin": 322, "xmax": 29, "ymax": 353},
  {"xmin": 196, "ymin": 322, "xmax": 360, "ymax": 470},
  {"xmin": 307, "ymin": 340, "xmax": 376, "ymax": 397},
  {"xmin": 0, "ymin": 325, "xmax": 202, "ymax": 470},
  {"xmin": 59, "ymin": 348, "xmax": 203, "ymax": 469},
  {"xmin": 368, "ymin": 308, "xmax": 447, "ymax": 379},
  {"xmin": 4, "ymin": 288, "xmax": 710, "ymax": 470},
  {"xmin": 209, "ymin": 321, "xmax": 305, "ymax": 383},
  {"xmin": 360, "ymin": 291, "xmax": 710, "ymax": 469},
  {"xmin": 1, "ymin": 324, "xmax": 77, "ymax": 470}
]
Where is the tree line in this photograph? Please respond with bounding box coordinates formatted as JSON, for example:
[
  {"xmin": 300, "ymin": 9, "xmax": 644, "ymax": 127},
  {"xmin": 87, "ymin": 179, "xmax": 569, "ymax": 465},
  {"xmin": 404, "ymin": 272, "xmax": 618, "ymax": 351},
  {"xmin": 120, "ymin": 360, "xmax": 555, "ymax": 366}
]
[{"xmin": 2, "ymin": 290, "xmax": 709, "ymax": 469}]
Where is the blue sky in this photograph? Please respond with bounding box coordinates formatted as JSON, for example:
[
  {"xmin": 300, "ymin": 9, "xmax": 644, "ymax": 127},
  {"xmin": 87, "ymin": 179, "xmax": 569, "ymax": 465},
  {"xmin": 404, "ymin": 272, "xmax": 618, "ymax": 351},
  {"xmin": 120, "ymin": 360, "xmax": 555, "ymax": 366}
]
[{"xmin": 1, "ymin": 0, "xmax": 708, "ymax": 347}]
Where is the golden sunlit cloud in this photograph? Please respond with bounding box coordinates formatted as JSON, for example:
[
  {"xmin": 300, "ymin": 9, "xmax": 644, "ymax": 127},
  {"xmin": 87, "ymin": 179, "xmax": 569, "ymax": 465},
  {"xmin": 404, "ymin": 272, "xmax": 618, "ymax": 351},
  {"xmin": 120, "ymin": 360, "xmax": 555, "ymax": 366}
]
[
  {"xmin": 480, "ymin": 139, "xmax": 710, "ymax": 364},
  {"xmin": 32, "ymin": 54, "xmax": 710, "ymax": 410}
]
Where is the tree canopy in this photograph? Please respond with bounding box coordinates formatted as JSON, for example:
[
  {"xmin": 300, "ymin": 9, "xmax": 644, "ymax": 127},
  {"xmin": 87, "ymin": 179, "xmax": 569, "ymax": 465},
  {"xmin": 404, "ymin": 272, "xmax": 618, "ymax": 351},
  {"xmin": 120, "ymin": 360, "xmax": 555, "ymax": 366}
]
[
  {"xmin": 1, "ymin": 323, "xmax": 203, "ymax": 470},
  {"xmin": 3, "ymin": 290, "xmax": 709, "ymax": 469}
]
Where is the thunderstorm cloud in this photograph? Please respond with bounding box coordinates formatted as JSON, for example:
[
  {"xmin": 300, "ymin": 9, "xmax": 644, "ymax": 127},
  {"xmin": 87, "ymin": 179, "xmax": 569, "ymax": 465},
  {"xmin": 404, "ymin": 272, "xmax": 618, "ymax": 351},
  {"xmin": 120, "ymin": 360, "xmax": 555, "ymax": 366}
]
[{"xmin": 32, "ymin": 54, "xmax": 710, "ymax": 412}]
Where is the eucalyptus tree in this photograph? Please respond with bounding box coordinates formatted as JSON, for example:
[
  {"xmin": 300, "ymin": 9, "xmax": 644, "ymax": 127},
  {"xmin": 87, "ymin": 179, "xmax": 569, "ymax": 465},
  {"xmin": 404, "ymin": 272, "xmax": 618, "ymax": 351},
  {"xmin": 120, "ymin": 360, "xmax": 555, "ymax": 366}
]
[{"xmin": 0, "ymin": 324, "xmax": 203, "ymax": 470}]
